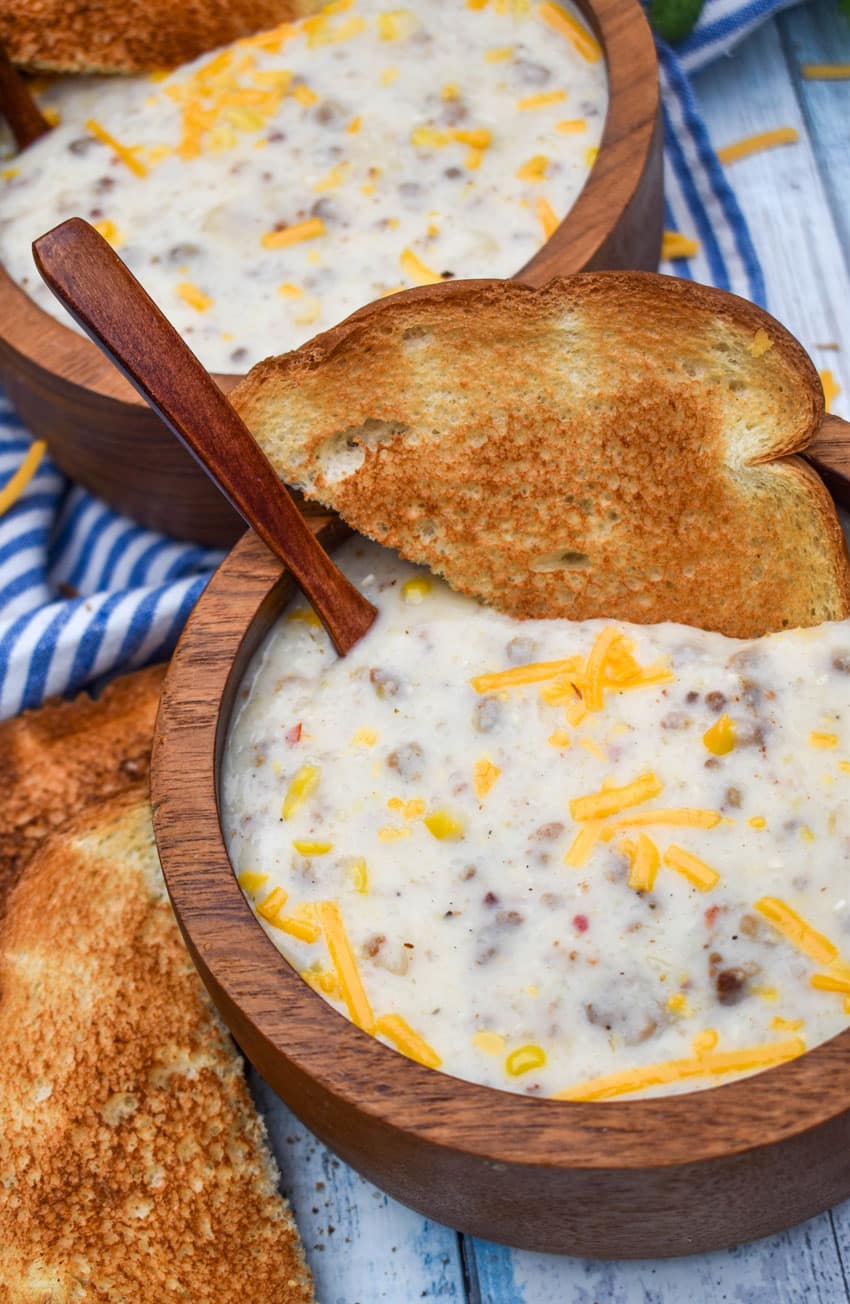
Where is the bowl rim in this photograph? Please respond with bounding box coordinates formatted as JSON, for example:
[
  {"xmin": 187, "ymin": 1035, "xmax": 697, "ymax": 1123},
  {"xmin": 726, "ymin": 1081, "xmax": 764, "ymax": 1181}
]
[
  {"xmin": 151, "ymin": 521, "xmax": 850, "ymax": 1175},
  {"xmin": 0, "ymin": 0, "xmax": 659, "ymax": 404}
]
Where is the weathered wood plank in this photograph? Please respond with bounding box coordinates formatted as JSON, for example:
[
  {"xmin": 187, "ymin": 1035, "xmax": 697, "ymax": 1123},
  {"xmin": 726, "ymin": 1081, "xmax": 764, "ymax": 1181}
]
[
  {"xmin": 778, "ymin": 0, "xmax": 850, "ymax": 269},
  {"xmin": 250, "ymin": 1070, "xmax": 469, "ymax": 1303},
  {"xmin": 690, "ymin": 12, "xmax": 850, "ymax": 417},
  {"xmin": 468, "ymin": 1212, "xmax": 849, "ymax": 1303}
]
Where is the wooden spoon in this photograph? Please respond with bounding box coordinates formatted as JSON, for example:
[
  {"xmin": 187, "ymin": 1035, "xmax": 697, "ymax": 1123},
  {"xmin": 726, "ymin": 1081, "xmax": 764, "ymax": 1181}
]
[
  {"xmin": 32, "ymin": 217, "xmax": 377, "ymax": 655},
  {"xmin": 0, "ymin": 42, "xmax": 51, "ymax": 149},
  {"xmin": 806, "ymin": 413, "xmax": 850, "ymax": 510}
]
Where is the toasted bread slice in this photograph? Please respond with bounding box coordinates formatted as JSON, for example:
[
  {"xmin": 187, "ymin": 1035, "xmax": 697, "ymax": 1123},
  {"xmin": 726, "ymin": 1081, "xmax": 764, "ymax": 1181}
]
[
  {"xmin": 0, "ymin": 663, "xmax": 166, "ymax": 911},
  {"xmin": 233, "ymin": 274, "xmax": 850, "ymax": 638},
  {"xmin": 1, "ymin": 1, "xmax": 321, "ymax": 75},
  {"xmin": 0, "ymin": 790, "xmax": 314, "ymax": 1302}
]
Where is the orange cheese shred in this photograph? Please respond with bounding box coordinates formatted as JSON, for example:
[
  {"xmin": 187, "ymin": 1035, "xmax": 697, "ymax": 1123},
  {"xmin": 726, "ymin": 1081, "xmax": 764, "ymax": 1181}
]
[{"xmin": 318, "ymin": 900, "xmax": 375, "ymax": 1033}]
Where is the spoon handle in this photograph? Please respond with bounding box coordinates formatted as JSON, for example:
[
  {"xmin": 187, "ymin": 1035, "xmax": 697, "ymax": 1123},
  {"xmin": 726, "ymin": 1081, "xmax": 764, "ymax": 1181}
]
[
  {"xmin": 33, "ymin": 218, "xmax": 376, "ymax": 655},
  {"xmin": 806, "ymin": 412, "xmax": 850, "ymax": 512},
  {"xmin": 0, "ymin": 43, "xmax": 51, "ymax": 150}
]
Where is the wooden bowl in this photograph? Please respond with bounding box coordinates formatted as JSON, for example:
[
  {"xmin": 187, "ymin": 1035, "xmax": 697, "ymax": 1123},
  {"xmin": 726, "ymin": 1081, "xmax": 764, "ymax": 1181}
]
[
  {"xmin": 151, "ymin": 521, "xmax": 850, "ymax": 1259},
  {"xmin": 0, "ymin": 0, "xmax": 662, "ymax": 546}
]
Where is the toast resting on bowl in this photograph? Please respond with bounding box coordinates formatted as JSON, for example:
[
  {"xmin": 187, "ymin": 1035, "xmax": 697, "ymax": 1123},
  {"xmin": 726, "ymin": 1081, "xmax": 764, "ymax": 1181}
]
[
  {"xmin": 0, "ymin": 790, "xmax": 314, "ymax": 1303},
  {"xmin": 1, "ymin": 0, "xmax": 322, "ymax": 75},
  {"xmin": 233, "ymin": 273, "xmax": 850, "ymax": 638}
]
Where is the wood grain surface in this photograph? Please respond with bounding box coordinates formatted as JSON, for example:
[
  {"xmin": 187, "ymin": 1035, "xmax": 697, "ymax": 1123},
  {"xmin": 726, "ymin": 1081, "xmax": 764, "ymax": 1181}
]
[
  {"xmin": 0, "ymin": 0, "xmax": 662, "ymax": 545},
  {"xmin": 152, "ymin": 523, "xmax": 850, "ymax": 1261}
]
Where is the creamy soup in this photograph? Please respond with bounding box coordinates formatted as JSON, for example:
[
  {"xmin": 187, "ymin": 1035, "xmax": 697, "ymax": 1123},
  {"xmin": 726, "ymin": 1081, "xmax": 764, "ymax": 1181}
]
[
  {"xmin": 222, "ymin": 538, "xmax": 850, "ymax": 1101},
  {"xmin": 0, "ymin": 0, "xmax": 607, "ymax": 373}
]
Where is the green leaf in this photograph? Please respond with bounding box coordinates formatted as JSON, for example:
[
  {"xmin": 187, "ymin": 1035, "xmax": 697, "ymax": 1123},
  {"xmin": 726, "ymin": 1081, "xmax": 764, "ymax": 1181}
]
[{"xmin": 649, "ymin": 0, "xmax": 706, "ymax": 42}]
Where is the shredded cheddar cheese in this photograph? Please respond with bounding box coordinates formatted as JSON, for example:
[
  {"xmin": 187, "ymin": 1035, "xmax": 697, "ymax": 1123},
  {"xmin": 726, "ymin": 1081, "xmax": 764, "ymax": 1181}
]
[
  {"xmin": 554, "ymin": 1037, "xmax": 805, "ymax": 1101},
  {"xmin": 376, "ymin": 1013, "xmax": 442, "ymax": 1067},
  {"xmin": 548, "ymin": 729, "xmax": 571, "ymax": 748},
  {"xmin": 0, "ymin": 440, "xmax": 47, "ymax": 519},
  {"xmin": 473, "ymin": 757, "xmax": 501, "ymax": 798},
  {"xmin": 801, "ymin": 64, "xmax": 850, "ymax": 78},
  {"xmin": 625, "ymin": 833, "xmax": 660, "ymax": 893},
  {"xmin": 473, "ymin": 657, "xmax": 583, "ymax": 693},
  {"xmin": 538, "ymin": 2, "xmax": 602, "ymax": 61},
  {"xmin": 176, "ymin": 281, "xmax": 213, "ymax": 312},
  {"xmin": 261, "ymin": 217, "xmax": 326, "ymax": 249},
  {"xmin": 755, "ymin": 897, "xmax": 838, "ymax": 965},
  {"xmin": 85, "ymin": 119, "xmax": 148, "ymax": 177},
  {"xmin": 353, "ymin": 728, "xmax": 378, "ymax": 746},
  {"xmin": 92, "ymin": 219, "xmax": 124, "ymax": 248},
  {"xmin": 400, "ymin": 247, "xmax": 443, "ymax": 284},
  {"xmin": 716, "ymin": 127, "xmax": 799, "ymax": 165},
  {"xmin": 820, "ymin": 370, "xmax": 841, "ymax": 413},
  {"xmin": 663, "ymin": 845, "xmax": 720, "ymax": 891},
  {"xmin": 275, "ymin": 914, "xmax": 322, "ymax": 942},
  {"xmin": 556, "ymin": 117, "xmax": 586, "ymax": 133},
  {"xmin": 318, "ymin": 900, "xmax": 375, "ymax": 1032},
  {"xmin": 237, "ymin": 870, "xmax": 269, "ymax": 894},
  {"xmin": 517, "ymin": 89, "xmax": 568, "ymax": 110},
  {"xmin": 348, "ymin": 858, "xmax": 369, "ymax": 893},
  {"xmin": 516, "ymin": 154, "xmax": 549, "ymax": 182},
  {"xmin": 809, "ymin": 731, "xmax": 838, "ymax": 749},
  {"xmin": 661, "ymin": 230, "xmax": 699, "ymax": 260},
  {"xmin": 257, "ymin": 886, "xmax": 289, "ymax": 924},
  {"xmin": 607, "ymin": 808, "xmax": 722, "ymax": 830},
  {"xmin": 563, "ymin": 821, "xmax": 602, "ymax": 867},
  {"xmin": 536, "ymin": 195, "xmax": 560, "ymax": 238},
  {"xmin": 570, "ymin": 771, "xmax": 663, "ymax": 822},
  {"xmin": 473, "ymin": 1031, "xmax": 506, "ymax": 1055}
]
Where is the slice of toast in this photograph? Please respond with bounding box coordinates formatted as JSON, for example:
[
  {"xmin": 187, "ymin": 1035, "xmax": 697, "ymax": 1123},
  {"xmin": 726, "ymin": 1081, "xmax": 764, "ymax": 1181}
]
[
  {"xmin": 1, "ymin": 1, "xmax": 321, "ymax": 75},
  {"xmin": 0, "ymin": 790, "xmax": 314, "ymax": 1302},
  {"xmin": 0, "ymin": 663, "xmax": 166, "ymax": 911},
  {"xmin": 233, "ymin": 274, "xmax": 850, "ymax": 638}
]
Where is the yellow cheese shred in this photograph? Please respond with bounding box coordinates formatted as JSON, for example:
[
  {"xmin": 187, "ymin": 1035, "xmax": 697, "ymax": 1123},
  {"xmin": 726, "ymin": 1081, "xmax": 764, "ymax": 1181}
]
[
  {"xmin": 755, "ymin": 897, "xmax": 838, "ymax": 965},
  {"xmin": 281, "ymin": 764, "xmax": 319, "ymax": 819},
  {"xmin": 517, "ymin": 89, "xmax": 568, "ymax": 110},
  {"xmin": 661, "ymin": 230, "xmax": 699, "ymax": 260},
  {"xmin": 625, "ymin": 834, "xmax": 660, "ymax": 892},
  {"xmin": 176, "ymin": 281, "xmax": 213, "ymax": 312},
  {"xmin": 237, "ymin": 870, "xmax": 269, "ymax": 894},
  {"xmin": 809, "ymin": 731, "xmax": 838, "ymax": 749},
  {"xmin": 607, "ymin": 807, "xmax": 722, "ymax": 830},
  {"xmin": 472, "ymin": 656, "xmax": 583, "ymax": 693},
  {"xmin": 257, "ymin": 886, "xmax": 289, "ymax": 924},
  {"xmin": 400, "ymin": 247, "xmax": 443, "ymax": 285},
  {"xmin": 275, "ymin": 915, "xmax": 322, "ymax": 943},
  {"xmin": 663, "ymin": 844, "xmax": 720, "ymax": 891},
  {"xmin": 820, "ymin": 370, "xmax": 841, "ymax": 413},
  {"xmin": 538, "ymin": 2, "xmax": 602, "ymax": 61},
  {"xmin": 563, "ymin": 821, "xmax": 602, "ymax": 868},
  {"xmin": 716, "ymin": 127, "xmax": 799, "ymax": 165},
  {"xmin": 473, "ymin": 756, "xmax": 501, "ymax": 798},
  {"xmin": 584, "ymin": 625, "xmax": 623, "ymax": 711},
  {"xmin": 801, "ymin": 64, "xmax": 850, "ymax": 78},
  {"xmin": 261, "ymin": 217, "xmax": 326, "ymax": 249},
  {"xmin": 516, "ymin": 154, "xmax": 549, "ymax": 182},
  {"xmin": 570, "ymin": 771, "xmax": 662, "ymax": 822},
  {"xmin": 554, "ymin": 1037, "xmax": 805, "ymax": 1101},
  {"xmin": 556, "ymin": 118, "xmax": 587, "ymax": 133},
  {"xmin": 0, "ymin": 440, "xmax": 47, "ymax": 519},
  {"xmin": 85, "ymin": 118, "xmax": 148, "ymax": 177},
  {"xmin": 375, "ymin": 1013, "xmax": 442, "ymax": 1068},
  {"xmin": 318, "ymin": 900, "xmax": 375, "ymax": 1033}
]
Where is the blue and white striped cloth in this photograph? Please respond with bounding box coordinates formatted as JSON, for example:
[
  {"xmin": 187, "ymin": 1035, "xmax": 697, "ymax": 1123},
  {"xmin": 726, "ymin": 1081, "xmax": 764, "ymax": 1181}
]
[{"xmin": 0, "ymin": 0, "xmax": 799, "ymax": 719}]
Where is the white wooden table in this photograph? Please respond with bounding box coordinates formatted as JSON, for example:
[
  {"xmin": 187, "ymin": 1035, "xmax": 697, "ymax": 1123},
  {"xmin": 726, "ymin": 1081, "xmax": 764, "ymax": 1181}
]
[{"xmin": 254, "ymin": 5, "xmax": 850, "ymax": 1296}]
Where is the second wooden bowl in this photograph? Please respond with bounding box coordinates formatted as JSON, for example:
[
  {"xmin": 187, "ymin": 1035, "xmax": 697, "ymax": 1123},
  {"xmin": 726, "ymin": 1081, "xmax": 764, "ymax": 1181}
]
[
  {"xmin": 0, "ymin": 0, "xmax": 662, "ymax": 545},
  {"xmin": 151, "ymin": 518, "xmax": 850, "ymax": 1259}
]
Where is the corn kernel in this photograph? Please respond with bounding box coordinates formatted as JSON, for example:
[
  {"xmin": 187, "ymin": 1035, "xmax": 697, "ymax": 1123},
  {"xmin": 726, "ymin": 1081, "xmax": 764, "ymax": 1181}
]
[
  {"xmin": 692, "ymin": 1029, "xmax": 719, "ymax": 1054},
  {"xmin": 292, "ymin": 839, "xmax": 333, "ymax": 855},
  {"xmin": 749, "ymin": 816, "xmax": 767, "ymax": 829},
  {"xmin": 402, "ymin": 576, "xmax": 432, "ymax": 603},
  {"xmin": 505, "ymin": 1044, "xmax": 546, "ymax": 1076},
  {"xmin": 349, "ymin": 858, "xmax": 369, "ymax": 893},
  {"xmin": 548, "ymin": 729, "xmax": 571, "ymax": 748},
  {"xmin": 473, "ymin": 1031, "xmax": 506, "ymax": 1055},
  {"xmin": 237, "ymin": 870, "xmax": 269, "ymax": 894},
  {"xmin": 809, "ymin": 731, "xmax": 838, "ymax": 749},
  {"xmin": 93, "ymin": 219, "xmax": 124, "ymax": 248},
  {"xmin": 281, "ymin": 764, "xmax": 320, "ymax": 819},
  {"xmin": 424, "ymin": 810, "xmax": 465, "ymax": 840},
  {"xmin": 353, "ymin": 728, "xmax": 378, "ymax": 746},
  {"xmin": 666, "ymin": 992, "xmax": 691, "ymax": 1015},
  {"xmin": 176, "ymin": 281, "xmax": 213, "ymax": 312},
  {"xmin": 703, "ymin": 712, "xmax": 736, "ymax": 755},
  {"xmin": 287, "ymin": 607, "xmax": 321, "ymax": 624},
  {"xmin": 517, "ymin": 155, "xmax": 549, "ymax": 182}
]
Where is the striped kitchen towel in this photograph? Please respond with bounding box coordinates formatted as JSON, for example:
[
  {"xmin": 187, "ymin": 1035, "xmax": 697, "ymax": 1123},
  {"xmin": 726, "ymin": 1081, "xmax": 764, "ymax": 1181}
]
[{"xmin": 0, "ymin": 0, "xmax": 804, "ymax": 718}]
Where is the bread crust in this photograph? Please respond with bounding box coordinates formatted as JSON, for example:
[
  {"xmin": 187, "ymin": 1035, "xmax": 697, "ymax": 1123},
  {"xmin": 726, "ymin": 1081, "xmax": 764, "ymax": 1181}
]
[
  {"xmin": 0, "ymin": 788, "xmax": 314, "ymax": 1302},
  {"xmin": 1, "ymin": 1, "xmax": 320, "ymax": 75},
  {"xmin": 233, "ymin": 273, "xmax": 849, "ymax": 638},
  {"xmin": 0, "ymin": 663, "xmax": 166, "ymax": 910}
]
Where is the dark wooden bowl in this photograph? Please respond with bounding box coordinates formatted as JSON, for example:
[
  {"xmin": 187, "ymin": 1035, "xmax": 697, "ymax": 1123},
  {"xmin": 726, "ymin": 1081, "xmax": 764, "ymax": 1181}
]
[
  {"xmin": 0, "ymin": 0, "xmax": 662, "ymax": 545},
  {"xmin": 151, "ymin": 520, "xmax": 850, "ymax": 1259}
]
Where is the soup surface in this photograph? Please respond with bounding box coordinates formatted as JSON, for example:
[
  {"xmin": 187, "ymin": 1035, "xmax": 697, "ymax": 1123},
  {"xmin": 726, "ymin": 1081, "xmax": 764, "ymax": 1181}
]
[
  {"xmin": 222, "ymin": 538, "xmax": 850, "ymax": 1101},
  {"xmin": 0, "ymin": 0, "xmax": 607, "ymax": 372}
]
